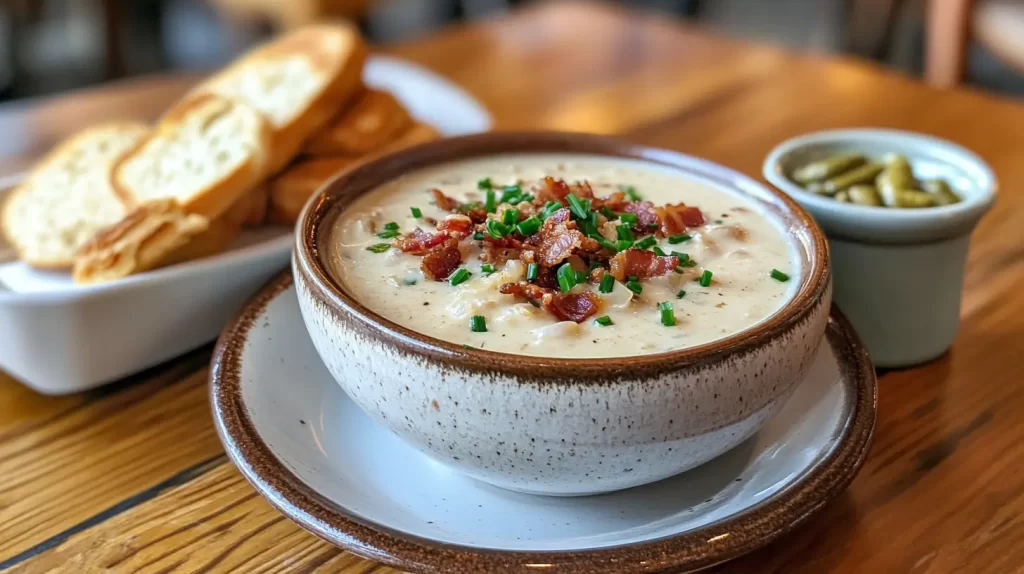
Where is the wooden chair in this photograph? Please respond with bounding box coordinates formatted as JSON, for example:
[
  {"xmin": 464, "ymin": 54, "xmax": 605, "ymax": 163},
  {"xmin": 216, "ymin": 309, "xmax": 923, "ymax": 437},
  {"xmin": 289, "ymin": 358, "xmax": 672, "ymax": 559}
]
[{"xmin": 925, "ymin": 0, "xmax": 1024, "ymax": 87}]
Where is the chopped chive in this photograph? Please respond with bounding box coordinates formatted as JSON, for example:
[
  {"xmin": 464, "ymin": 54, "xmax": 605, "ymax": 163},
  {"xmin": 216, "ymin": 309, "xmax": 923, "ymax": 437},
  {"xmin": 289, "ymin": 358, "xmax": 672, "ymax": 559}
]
[
  {"xmin": 595, "ymin": 315, "xmax": 613, "ymax": 327},
  {"xmin": 616, "ymin": 225, "xmax": 635, "ymax": 242},
  {"xmin": 598, "ymin": 238, "xmax": 619, "ymax": 252},
  {"xmin": 668, "ymin": 234, "xmax": 692, "ymax": 244},
  {"xmin": 485, "ymin": 189, "xmax": 497, "ymax": 213},
  {"xmin": 634, "ymin": 236, "xmax": 657, "ymax": 250},
  {"xmin": 449, "ymin": 268, "xmax": 472, "ymax": 286},
  {"xmin": 615, "ymin": 239, "xmax": 634, "ymax": 251},
  {"xmin": 502, "ymin": 208, "xmax": 520, "ymax": 226},
  {"xmin": 457, "ymin": 201, "xmax": 483, "ymax": 213},
  {"xmin": 715, "ymin": 219, "xmax": 724, "ymax": 224},
  {"xmin": 598, "ymin": 274, "xmax": 615, "ymax": 293},
  {"xmin": 588, "ymin": 259, "xmax": 603, "ymax": 270},
  {"xmin": 699, "ymin": 270, "xmax": 713, "ymax": 287},
  {"xmin": 486, "ymin": 220, "xmax": 511, "ymax": 238},
  {"xmin": 366, "ymin": 243, "xmax": 391, "ymax": 253},
  {"xmin": 526, "ymin": 263, "xmax": 539, "ymax": 281},
  {"xmin": 566, "ymin": 194, "xmax": 591, "ymax": 221},
  {"xmin": 515, "ymin": 216, "xmax": 542, "ymax": 236},
  {"xmin": 659, "ymin": 302, "xmax": 676, "ymax": 326},
  {"xmin": 556, "ymin": 263, "xmax": 578, "ymax": 292},
  {"xmin": 770, "ymin": 269, "xmax": 790, "ymax": 282},
  {"xmin": 618, "ymin": 212, "xmax": 638, "ymax": 226},
  {"xmin": 575, "ymin": 270, "xmax": 589, "ymax": 284},
  {"xmin": 599, "ymin": 206, "xmax": 618, "ymax": 220},
  {"xmin": 376, "ymin": 229, "xmax": 400, "ymax": 239},
  {"xmin": 620, "ymin": 185, "xmax": 642, "ymax": 201},
  {"xmin": 477, "ymin": 178, "xmax": 494, "ymax": 190},
  {"xmin": 410, "ymin": 207, "xmax": 422, "ymax": 218},
  {"xmin": 500, "ymin": 184, "xmax": 522, "ymax": 201},
  {"xmin": 628, "ymin": 275, "xmax": 638, "ymax": 282},
  {"xmin": 481, "ymin": 264, "xmax": 496, "ymax": 275},
  {"xmin": 383, "ymin": 222, "xmax": 400, "ymax": 231},
  {"xmin": 625, "ymin": 280, "xmax": 643, "ymax": 294},
  {"xmin": 540, "ymin": 201, "xmax": 563, "ymax": 220},
  {"xmin": 652, "ymin": 246, "xmax": 667, "ymax": 256},
  {"xmin": 470, "ymin": 315, "xmax": 487, "ymax": 332},
  {"xmin": 473, "ymin": 231, "xmax": 485, "ymax": 241},
  {"xmin": 403, "ymin": 278, "xmax": 418, "ymax": 286},
  {"xmin": 672, "ymin": 251, "xmax": 690, "ymax": 265},
  {"xmin": 676, "ymin": 289, "xmax": 686, "ymax": 299}
]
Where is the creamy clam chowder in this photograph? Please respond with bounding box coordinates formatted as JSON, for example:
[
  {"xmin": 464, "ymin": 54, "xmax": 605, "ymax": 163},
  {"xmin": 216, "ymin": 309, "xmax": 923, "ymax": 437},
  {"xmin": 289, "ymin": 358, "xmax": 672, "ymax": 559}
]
[{"xmin": 324, "ymin": 154, "xmax": 799, "ymax": 358}]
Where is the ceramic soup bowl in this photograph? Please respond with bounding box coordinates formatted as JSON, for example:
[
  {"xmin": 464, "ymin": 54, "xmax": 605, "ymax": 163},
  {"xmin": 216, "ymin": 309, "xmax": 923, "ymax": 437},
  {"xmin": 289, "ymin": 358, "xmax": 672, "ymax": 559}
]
[{"xmin": 293, "ymin": 132, "xmax": 832, "ymax": 496}]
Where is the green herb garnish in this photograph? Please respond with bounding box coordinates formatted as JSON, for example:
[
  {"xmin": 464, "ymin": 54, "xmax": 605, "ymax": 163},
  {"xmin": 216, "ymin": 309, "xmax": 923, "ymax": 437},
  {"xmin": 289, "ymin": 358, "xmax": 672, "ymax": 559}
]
[
  {"xmin": 616, "ymin": 225, "xmax": 635, "ymax": 242},
  {"xmin": 500, "ymin": 184, "xmax": 523, "ymax": 203},
  {"xmin": 486, "ymin": 220, "xmax": 511, "ymax": 238},
  {"xmin": 470, "ymin": 315, "xmax": 487, "ymax": 332},
  {"xmin": 526, "ymin": 263, "xmax": 539, "ymax": 281},
  {"xmin": 477, "ymin": 178, "xmax": 493, "ymax": 190},
  {"xmin": 625, "ymin": 280, "xmax": 643, "ymax": 294},
  {"xmin": 376, "ymin": 229, "xmax": 400, "ymax": 239},
  {"xmin": 633, "ymin": 236, "xmax": 657, "ymax": 250},
  {"xmin": 366, "ymin": 243, "xmax": 391, "ymax": 253},
  {"xmin": 410, "ymin": 207, "xmax": 422, "ymax": 218},
  {"xmin": 618, "ymin": 212, "xmax": 638, "ymax": 226},
  {"xmin": 516, "ymin": 216, "xmax": 542, "ymax": 236},
  {"xmin": 770, "ymin": 269, "xmax": 790, "ymax": 282},
  {"xmin": 557, "ymin": 263, "xmax": 578, "ymax": 292},
  {"xmin": 598, "ymin": 274, "xmax": 615, "ymax": 293},
  {"xmin": 595, "ymin": 315, "xmax": 613, "ymax": 327},
  {"xmin": 615, "ymin": 239, "xmax": 634, "ymax": 251},
  {"xmin": 699, "ymin": 270, "xmax": 713, "ymax": 287},
  {"xmin": 540, "ymin": 201, "xmax": 563, "ymax": 220},
  {"xmin": 668, "ymin": 234, "xmax": 691, "ymax": 244},
  {"xmin": 672, "ymin": 252, "xmax": 690, "ymax": 265},
  {"xmin": 652, "ymin": 246, "xmax": 667, "ymax": 256},
  {"xmin": 502, "ymin": 208, "xmax": 520, "ymax": 226},
  {"xmin": 485, "ymin": 189, "xmax": 497, "ymax": 213},
  {"xmin": 599, "ymin": 206, "xmax": 618, "ymax": 220},
  {"xmin": 715, "ymin": 219, "xmax": 724, "ymax": 224},
  {"xmin": 403, "ymin": 278, "xmax": 418, "ymax": 286},
  {"xmin": 598, "ymin": 238, "xmax": 619, "ymax": 252},
  {"xmin": 473, "ymin": 231, "xmax": 485, "ymax": 240},
  {"xmin": 566, "ymin": 194, "xmax": 590, "ymax": 220},
  {"xmin": 383, "ymin": 222, "xmax": 400, "ymax": 231},
  {"xmin": 676, "ymin": 289, "xmax": 686, "ymax": 298},
  {"xmin": 481, "ymin": 264, "xmax": 496, "ymax": 275},
  {"xmin": 449, "ymin": 268, "xmax": 472, "ymax": 286},
  {"xmin": 659, "ymin": 302, "xmax": 675, "ymax": 326},
  {"xmin": 575, "ymin": 270, "xmax": 589, "ymax": 284}
]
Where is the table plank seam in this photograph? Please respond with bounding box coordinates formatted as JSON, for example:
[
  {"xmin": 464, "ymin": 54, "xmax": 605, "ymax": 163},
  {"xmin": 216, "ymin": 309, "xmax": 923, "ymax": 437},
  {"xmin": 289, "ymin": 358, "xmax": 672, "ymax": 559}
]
[{"xmin": 0, "ymin": 454, "xmax": 227, "ymax": 572}]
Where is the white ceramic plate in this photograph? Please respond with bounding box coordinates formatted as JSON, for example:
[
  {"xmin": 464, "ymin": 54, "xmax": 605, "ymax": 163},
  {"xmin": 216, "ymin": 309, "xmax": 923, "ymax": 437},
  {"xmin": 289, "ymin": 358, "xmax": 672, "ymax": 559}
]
[
  {"xmin": 211, "ymin": 274, "xmax": 876, "ymax": 574},
  {"xmin": 0, "ymin": 55, "xmax": 492, "ymax": 394}
]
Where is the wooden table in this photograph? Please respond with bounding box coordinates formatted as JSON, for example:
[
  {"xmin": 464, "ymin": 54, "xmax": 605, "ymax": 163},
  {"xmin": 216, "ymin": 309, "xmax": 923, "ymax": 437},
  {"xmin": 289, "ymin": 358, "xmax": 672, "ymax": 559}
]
[{"xmin": 2, "ymin": 2, "xmax": 1023, "ymax": 572}]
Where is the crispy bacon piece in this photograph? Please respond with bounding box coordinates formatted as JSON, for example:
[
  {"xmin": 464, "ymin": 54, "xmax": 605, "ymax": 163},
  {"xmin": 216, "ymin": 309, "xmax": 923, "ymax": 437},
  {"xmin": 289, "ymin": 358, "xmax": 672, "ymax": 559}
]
[
  {"xmin": 608, "ymin": 249, "xmax": 679, "ymax": 281},
  {"xmin": 393, "ymin": 228, "xmax": 447, "ymax": 255},
  {"xmin": 658, "ymin": 204, "xmax": 704, "ymax": 235},
  {"xmin": 431, "ymin": 188, "xmax": 460, "ymax": 211},
  {"xmin": 438, "ymin": 214, "xmax": 473, "ymax": 238},
  {"xmin": 530, "ymin": 209, "xmax": 582, "ymax": 267},
  {"xmin": 623, "ymin": 201, "xmax": 660, "ymax": 233},
  {"xmin": 421, "ymin": 239, "xmax": 463, "ymax": 281},
  {"xmin": 544, "ymin": 292, "xmax": 601, "ymax": 323},
  {"xmin": 594, "ymin": 190, "xmax": 628, "ymax": 211},
  {"xmin": 499, "ymin": 281, "xmax": 553, "ymax": 300},
  {"xmin": 533, "ymin": 177, "xmax": 594, "ymax": 205}
]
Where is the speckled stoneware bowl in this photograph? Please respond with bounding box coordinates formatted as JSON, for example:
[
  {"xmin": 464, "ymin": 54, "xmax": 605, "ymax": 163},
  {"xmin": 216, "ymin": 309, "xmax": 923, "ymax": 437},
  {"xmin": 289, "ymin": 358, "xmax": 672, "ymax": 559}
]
[{"xmin": 293, "ymin": 132, "xmax": 832, "ymax": 496}]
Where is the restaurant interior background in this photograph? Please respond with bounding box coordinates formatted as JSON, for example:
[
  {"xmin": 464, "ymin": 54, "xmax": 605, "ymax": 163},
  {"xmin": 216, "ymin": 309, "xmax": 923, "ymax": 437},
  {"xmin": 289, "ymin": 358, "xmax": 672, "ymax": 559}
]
[{"xmin": 0, "ymin": 0, "xmax": 1021, "ymax": 102}]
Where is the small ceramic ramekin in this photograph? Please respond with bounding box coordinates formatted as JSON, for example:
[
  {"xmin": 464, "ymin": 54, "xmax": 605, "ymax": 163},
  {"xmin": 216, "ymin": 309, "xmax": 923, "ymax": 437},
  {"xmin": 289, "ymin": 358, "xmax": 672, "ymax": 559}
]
[
  {"xmin": 295, "ymin": 132, "xmax": 832, "ymax": 496},
  {"xmin": 764, "ymin": 128, "xmax": 996, "ymax": 368}
]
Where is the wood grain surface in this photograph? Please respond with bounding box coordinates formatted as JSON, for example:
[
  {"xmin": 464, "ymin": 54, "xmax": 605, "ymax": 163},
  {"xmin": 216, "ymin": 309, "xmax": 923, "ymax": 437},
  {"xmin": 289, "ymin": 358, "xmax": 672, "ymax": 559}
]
[{"xmin": 2, "ymin": 1, "xmax": 1024, "ymax": 573}]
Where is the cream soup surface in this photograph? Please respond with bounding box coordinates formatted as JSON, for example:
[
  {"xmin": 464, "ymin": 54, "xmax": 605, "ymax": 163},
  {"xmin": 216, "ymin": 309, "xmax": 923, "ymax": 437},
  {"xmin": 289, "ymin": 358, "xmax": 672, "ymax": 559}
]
[{"xmin": 324, "ymin": 154, "xmax": 799, "ymax": 358}]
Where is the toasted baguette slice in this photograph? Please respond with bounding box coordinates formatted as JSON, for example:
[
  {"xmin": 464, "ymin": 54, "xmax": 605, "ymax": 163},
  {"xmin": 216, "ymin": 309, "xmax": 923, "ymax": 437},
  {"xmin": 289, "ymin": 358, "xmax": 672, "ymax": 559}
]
[
  {"xmin": 267, "ymin": 157, "xmax": 355, "ymax": 225},
  {"xmin": 113, "ymin": 94, "xmax": 272, "ymax": 220},
  {"xmin": 377, "ymin": 121, "xmax": 440, "ymax": 155},
  {"xmin": 72, "ymin": 199, "xmax": 239, "ymax": 284},
  {"xmin": 192, "ymin": 23, "xmax": 367, "ymax": 172},
  {"xmin": 303, "ymin": 88, "xmax": 412, "ymax": 156},
  {"xmin": 1, "ymin": 123, "xmax": 150, "ymax": 268}
]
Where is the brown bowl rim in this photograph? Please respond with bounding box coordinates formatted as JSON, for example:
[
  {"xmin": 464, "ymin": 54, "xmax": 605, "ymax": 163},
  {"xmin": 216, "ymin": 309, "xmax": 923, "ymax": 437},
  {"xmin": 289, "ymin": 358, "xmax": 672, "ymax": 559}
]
[
  {"xmin": 210, "ymin": 271, "xmax": 877, "ymax": 574},
  {"xmin": 294, "ymin": 131, "xmax": 831, "ymax": 383}
]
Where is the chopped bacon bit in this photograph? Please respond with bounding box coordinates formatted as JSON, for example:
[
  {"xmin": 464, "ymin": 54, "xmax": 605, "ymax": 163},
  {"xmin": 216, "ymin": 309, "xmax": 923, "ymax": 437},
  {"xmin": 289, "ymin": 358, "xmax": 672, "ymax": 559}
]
[
  {"xmin": 481, "ymin": 245, "xmax": 519, "ymax": 264},
  {"xmin": 421, "ymin": 239, "xmax": 463, "ymax": 281},
  {"xmin": 431, "ymin": 188, "xmax": 460, "ymax": 211},
  {"xmin": 533, "ymin": 177, "xmax": 572, "ymax": 204},
  {"xmin": 544, "ymin": 292, "xmax": 601, "ymax": 323},
  {"xmin": 590, "ymin": 266, "xmax": 606, "ymax": 283},
  {"xmin": 579, "ymin": 236, "xmax": 602, "ymax": 252},
  {"xmin": 499, "ymin": 281, "xmax": 553, "ymax": 300},
  {"xmin": 658, "ymin": 204, "xmax": 705, "ymax": 235},
  {"xmin": 623, "ymin": 201, "xmax": 660, "ymax": 233},
  {"xmin": 519, "ymin": 250, "xmax": 536, "ymax": 265},
  {"xmin": 608, "ymin": 249, "xmax": 679, "ymax": 281},
  {"xmin": 534, "ymin": 265, "xmax": 560, "ymax": 290},
  {"xmin": 438, "ymin": 214, "xmax": 474, "ymax": 238},
  {"xmin": 595, "ymin": 191, "xmax": 627, "ymax": 211},
  {"xmin": 530, "ymin": 210, "xmax": 582, "ymax": 267},
  {"xmin": 460, "ymin": 206, "xmax": 490, "ymax": 224},
  {"xmin": 394, "ymin": 228, "xmax": 447, "ymax": 255}
]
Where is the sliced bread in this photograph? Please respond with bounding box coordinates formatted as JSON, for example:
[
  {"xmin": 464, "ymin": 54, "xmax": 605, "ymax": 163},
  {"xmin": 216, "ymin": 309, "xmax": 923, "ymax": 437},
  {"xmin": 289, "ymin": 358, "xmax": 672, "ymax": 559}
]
[
  {"xmin": 190, "ymin": 23, "xmax": 367, "ymax": 172},
  {"xmin": 267, "ymin": 157, "xmax": 355, "ymax": 225},
  {"xmin": 113, "ymin": 93, "xmax": 272, "ymax": 220},
  {"xmin": 0, "ymin": 123, "xmax": 150, "ymax": 268},
  {"xmin": 303, "ymin": 88, "xmax": 412, "ymax": 156},
  {"xmin": 72, "ymin": 198, "xmax": 239, "ymax": 284}
]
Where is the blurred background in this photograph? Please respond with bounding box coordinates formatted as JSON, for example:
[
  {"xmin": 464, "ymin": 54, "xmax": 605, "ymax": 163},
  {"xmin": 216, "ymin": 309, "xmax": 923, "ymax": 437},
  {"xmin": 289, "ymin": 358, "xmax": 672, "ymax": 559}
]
[{"xmin": 0, "ymin": 0, "xmax": 1020, "ymax": 101}]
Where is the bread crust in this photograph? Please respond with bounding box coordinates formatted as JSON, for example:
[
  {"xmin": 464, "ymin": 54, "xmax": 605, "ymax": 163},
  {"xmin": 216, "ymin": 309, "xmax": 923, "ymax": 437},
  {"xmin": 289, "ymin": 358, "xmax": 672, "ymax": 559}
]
[
  {"xmin": 303, "ymin": 88, "xmax": 412, "ymax": 156},
  {"xmin": 267, "ymin": 157, "xmax": 355, "ymax": 225}
]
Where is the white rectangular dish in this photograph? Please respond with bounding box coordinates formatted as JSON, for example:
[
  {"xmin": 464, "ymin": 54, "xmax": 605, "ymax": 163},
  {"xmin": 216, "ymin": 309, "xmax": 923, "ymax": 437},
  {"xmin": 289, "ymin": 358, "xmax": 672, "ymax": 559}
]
[{"xmin": 0, "ymin": 55, "xmax": 491, "ymax": 394}]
